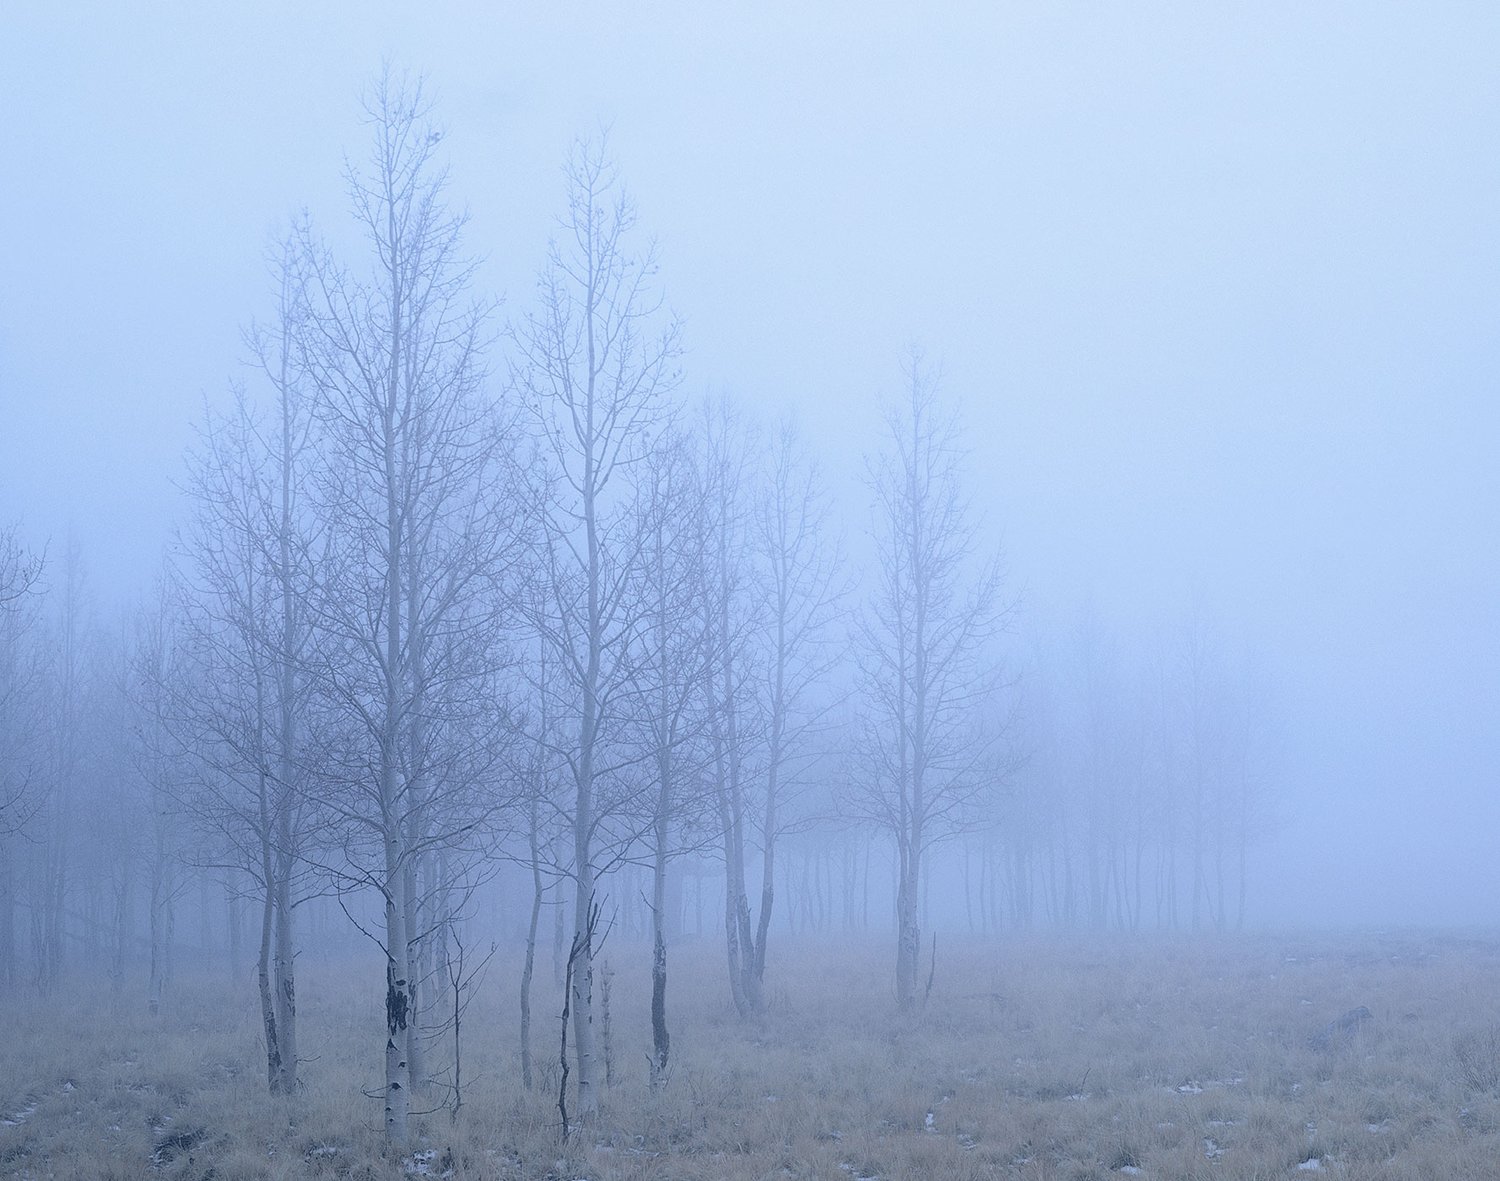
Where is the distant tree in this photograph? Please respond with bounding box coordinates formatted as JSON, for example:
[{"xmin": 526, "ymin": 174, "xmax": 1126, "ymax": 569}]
[
  {"xmin": 0, "ymin": 524, "xmax": 44, "ymax": 838},
  {"xmin": 852, "ymin": 355, "xmax": 1010, "ymax": 1012},
  {"xmin": 1172, "ymin": 618, "xmax": 1279, "ymax": 933},
  {"xmin": 26, "ymin": 539, "xmax": 92, "ymax": 996},
  {"xmin": 130, "ymin": 582, "xmax": 191, "ymax": 1017},
  {"xmin": 0, "ymin": 526, "xmax": 45, "ymax": 986},
  {"xmin": 0, "ymin": 527, "xmax": 42, "ymax": 615},
  {"xmin": 1175, "ymin": 614, "xmax": 1228, "ymax": 933},
  {"xmin": 83, "ymin": 641, "xmax": 139, "ymax": 993},
  {"xmin": 1222, "ymin": 653, "xmax": 1281, "ymax": 930},
  {"xmin": 696, "ymin": 399, "xmax": 767, "ymax": 1018},
  {"xmin": 746, "ymin": 417, "xmax": 844, "ymax": 1000}
]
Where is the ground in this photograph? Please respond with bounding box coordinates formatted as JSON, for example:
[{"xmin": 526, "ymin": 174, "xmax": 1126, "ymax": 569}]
[{"xmin": 5, "ymin": 930, "xmax": 1500, "ymax": 1179}]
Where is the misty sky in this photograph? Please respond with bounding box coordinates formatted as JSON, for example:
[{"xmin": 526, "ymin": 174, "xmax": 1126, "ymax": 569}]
[{"xmin": 3, "ymin": 2, "xmax": 1497, "ymax": 926}]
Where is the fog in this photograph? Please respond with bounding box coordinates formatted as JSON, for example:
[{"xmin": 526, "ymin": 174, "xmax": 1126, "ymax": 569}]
[
  {"xmin": 4, "ymin": 0, "xmax": 1499, "ymax": 965},
  {"xmin": 10, "ymin": 6, "xmax": 1500, "ymax": 1175}
]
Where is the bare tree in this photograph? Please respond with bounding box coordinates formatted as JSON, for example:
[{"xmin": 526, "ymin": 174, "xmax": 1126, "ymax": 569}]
[
  {"xmin": 130, "ymin": 584, "xmax": 190, "ymax": 1018},
  {"xmin": 26, "ymin": 539, "xmax": 92, "ymax": 996},
  {"xmin": 0, "ymin": 525, "xmax": 44, "ymax": 838},
  {"xmin": 174, "ymin": 242, "xmax": 318, "ymax": 1091},
  {"xmin": 294, "ymin": 69, "xmax": 515, "ymax": 1147},
  {"xmin": 0, "ymin": 527, "xmax": 42, "ymax": 619},
  {"xmin": 512, "ymin": 136, "xmax": 681, "ymax": 1119},
  {"xmin": 1176, "ymin": 614, "xmax": 1224, "ymax": 933},
  {"xmin": 1172, "ymin": 617, "xmax": 1280, "ymax": 933},
  {"xmin": 746, "ymin": 417, "xmax": 845, "ymax": 1001},
  {"xmin": 517, "ymin": 637, "xmax": 568, "ymax": 1093},
  {"xmin": 631, "ymin": 430, "xmax": 711, "ymax": 1086},
  {"xmin": 853, "ymin": 355, "xmax": 1010, "ymax": 1012},
  {"xmin": 0, "ymin": 526, "xmax": 45, "ymax": 986},
  {"xmin": 697, "ymin": 399, "xmax": 767, "ymax": 1018}
]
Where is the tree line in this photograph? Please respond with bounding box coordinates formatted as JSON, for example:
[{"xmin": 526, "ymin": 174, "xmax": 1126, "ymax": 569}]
[{"xmin": 0, "ymin": 70, "xmax": 1278, "ymax": 1148}]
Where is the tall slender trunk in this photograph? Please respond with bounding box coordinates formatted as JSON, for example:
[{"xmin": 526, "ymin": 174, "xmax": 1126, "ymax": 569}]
[
  {"xmin": 380, "ymin": 247, "xmax": 413, "ymax": 1146},
  {"xmin": 272, "ymin": 851, "xmax": 296, "ymax": 1091},
  {"xmin": 403, "ymin": 555, "xmax": 430, "ymax": 1097},
  {"xmin": 383, "ymin": 828, "xmax": 413, "ymax": 1146},
  {"xmin": 403, "ymin": 856, "xmax": 427, "ymax": 1094},
  {"xmin": 521, "ymin": 804, "xmax": 543, "ymax": 1091},
  {"xmin": 148, "ymin": 850, "xmax": 172, "ymax": 1016},
  {"xmin": 895, "ymin": 851, "xmax": 921, "ymax": 1010},
  {"xmin": 570, "ymin": 677, "xmax": 600, "ymax": 1117},
  {"xmin": 569, "ymin": 868, "xmax": 598, "ymax": 1119},
  {"xmin": 251, "ymin": 597, "xmax": 285, "ymax": 1086},
  {"xmin": 650, "ymin": 846, "xmax": 670, "ymax": 1090},
  {"xmin": 570, "ymin": 660, "xmax": 600, "ymax": 1116},
  {"xmin": 712, "ymin": 592, "xmax": 759, "ymax": 1016},
  {"xmin": 257, "ymin": 865, "xmax": 283, "ymax": 1091},
  {"xmin": 272, "ymin": 363, "xmax": 300, "ymax": 1092},
  {"xmin": 567, "ymin": 309, "xmax": 604, "ymax": 1120},
  {"xmin": 1236, "ymin": 826, "xmax": 1248, "ymax": 932},
  {"xmin": 649, "ymin": 742, "xmax": 672, "ymax": 1089},
  {"xmin": 0, "ymin": 837, "xmax": 13, "ymax": 989},
  {"xmin": 716, "ymin": 758, "xmax": 750, "ymax": 1018},
  {"xmin": 753, "ymin": 596, "xmax": 786, "ymax": 992},
  {"xmin": 226, "ymin": 876, "xmax": 243, "ymax": 984},
  {"xmin": 110, "ymin": 858, "xmax": 130, "ymax": 995}
]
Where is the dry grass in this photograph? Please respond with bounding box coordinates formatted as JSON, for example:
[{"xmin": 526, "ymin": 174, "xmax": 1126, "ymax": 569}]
[{"xmin": 6, "ymin": 929, "xmax": 1500, "ymax": 1179}]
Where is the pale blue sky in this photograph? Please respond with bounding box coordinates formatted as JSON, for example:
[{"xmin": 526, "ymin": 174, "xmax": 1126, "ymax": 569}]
[{"xmin": 3, "ymin": 0, "xmax": 1497, "ymax": 924}]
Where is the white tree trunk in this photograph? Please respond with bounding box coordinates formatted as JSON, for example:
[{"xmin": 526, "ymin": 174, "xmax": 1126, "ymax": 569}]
[{"xmin": 383, "ymin": 824, "xmax": 414, "ymax": 1146}]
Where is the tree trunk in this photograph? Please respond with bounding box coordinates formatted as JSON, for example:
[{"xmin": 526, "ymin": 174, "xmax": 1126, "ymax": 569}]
[
  {"xmin": 272, "ymin": 851, "xmax": 297, "ymax": 1092},
  {"xmin": 649, "ymin": 809, "xmax": 670, "ymax": 1090},
  {"xmin": 569, "ymin": 873, "xmax": 598, "ymax": 1119},
  {"xmin": 544, "ymin": 896, "xmax": 561, "ymax": 986},
  {"xmin": 257, "ymin": 872, "xmax": 284, "ymax": 1091},
  {"xmin": 148, "ymin": 859, "xmax": 173, "ymax": 1017},
  {"xmin": 383, "ymin": 828, "xmax": 414, "ymax": 1146},
  {"xmin": 226, "ymin": 877, "xmax": 243, "ymax": 985},
  {"xmin": 895, "ymin": 846, "xmax": 921, "ymax": 1012},
  {"xmin": 521, "ymin": 806, "xmax": 543, "ymax": 1091},
  {"xmin": 403, "ymin": 857, "xmax": 427, "ymax": 1096},
  {"xmin": 718, "ymin": 797, "xmax": 751, "ymax": 1018},
  {"xmin": 0, "ymin": 837, "xmax": 13, "ymax": 989},
  {"xmin": 110, "ymin": 859, "xmax": 129, "ymax": 995}
]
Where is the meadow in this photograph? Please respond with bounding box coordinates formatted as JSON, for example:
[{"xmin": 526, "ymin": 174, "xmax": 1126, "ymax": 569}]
[{"xmin": 5, "ymin": 930, "xmax": 1500, "ymax": 1180}]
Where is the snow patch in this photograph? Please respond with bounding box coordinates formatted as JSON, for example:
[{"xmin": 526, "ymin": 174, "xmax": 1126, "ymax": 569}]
[
  {"xmin": 1177, "ymin": 1076, "xmax": 1243, "ymax": 1095},
  {"xmin": 404, "ymin": 1148, "xmax": 454, "ymax": 1178},
  {"xmin": 1, "ymin": 1101, "xmax": 38, "ymax": 1127}
]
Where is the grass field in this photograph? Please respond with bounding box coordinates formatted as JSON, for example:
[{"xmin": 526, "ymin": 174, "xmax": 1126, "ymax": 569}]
[{"xmin": 5, "ymin": 929, "xmax": 1500, "ymax": 1179}]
